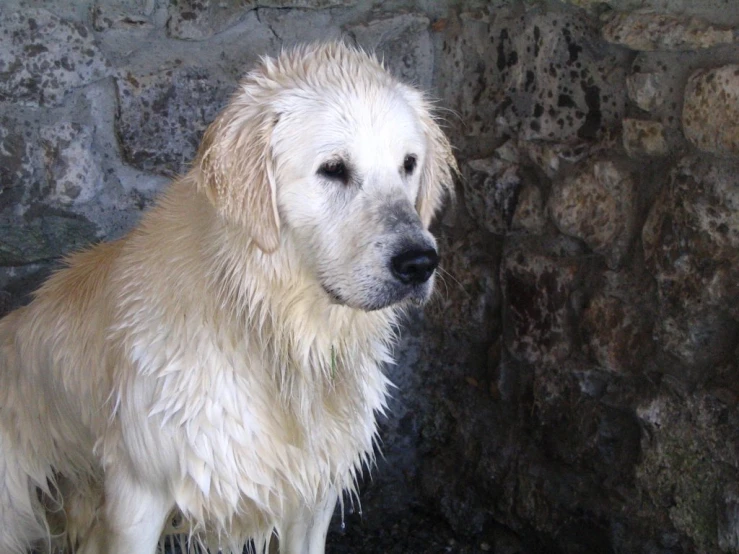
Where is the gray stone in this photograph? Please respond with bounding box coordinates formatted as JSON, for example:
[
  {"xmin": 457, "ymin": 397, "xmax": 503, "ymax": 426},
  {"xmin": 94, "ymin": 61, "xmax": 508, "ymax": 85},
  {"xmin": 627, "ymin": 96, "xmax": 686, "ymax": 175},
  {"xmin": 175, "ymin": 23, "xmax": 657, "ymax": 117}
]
[
  {"xmin": 40, "ymin": 122, "xmax": 102, "ymax": 206},
  {"xmin": 462, "ymin": 144, "xmax": 521, "ymax": 235},
  {"xmin": 643, "ymin": 157, "xmax": 739, "ymax": 370},
  {"xmin": 636, "ymin": 392, "xmax": 739, "ymax": 552},
  {"xmin": 115, "ymin": 67, "xmax": 233, "ymax": 176},
  {"xmin": 92, "ymin": 0, "xmax": 155, "ymax": 31},
  {"xmin": 566, "ymin": 0, "xmax": 739, "ymax": 26},
  {"xmin": 0, "ymin": 117, "xmax": 37, "ymax": 207},
  {"xmin": 0, "ymin": 209, "xmax": 98, "ymax": 266},
  {"xmin": 167, "ymin": 0, "xmax": 356, "ymax": 40},
  {"xmin": 602, "ymin": 10, "xmax": 735, "ymax": 51},
  {"xmin": 622, "ymin": 118, "xmax": 668, "ymax": 157},
  {"xmin": 719, "ymin": 483, "xmax": 739, "ymax": 552},
  {"xmin": 348, "ymin": 14, "xmax": 433, "ymax": 89},
  {"xmin": 511, "ymin": 183, "xmax": 546, "ymax": 234},
  {"xmin": 501, "ymin": 235, "xmax": 585, "ymax": 366},
  {"xmin": 582, "ymin": 283, "xmax": 654, "ymax": 373},
  {"xmin": 626, "ymin": 71, "xmax": 666, "ymax": 112},
  {"xmin": 549, "ymin": 160, "xmax": 637, "ymax": 269},
  {"xmin": 438, "ymin": 7, "xmax": 627, "ymax": 154},
  {"xmin": 0, "ymin": 9, "xmax": 110, "ymax": 107},
  {"xmin": 683, "ymin": 65, "xmax": 739, "ymax": 157}
]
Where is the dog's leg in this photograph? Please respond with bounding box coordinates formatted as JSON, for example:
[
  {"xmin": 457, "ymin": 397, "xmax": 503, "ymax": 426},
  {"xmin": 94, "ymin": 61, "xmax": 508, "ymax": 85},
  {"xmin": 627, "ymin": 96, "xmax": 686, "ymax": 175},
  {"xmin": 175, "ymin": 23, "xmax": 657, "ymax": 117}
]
[
  {"xmin": 79, "ymin": 467, "xmax": 172, "ymax": 554},
  {"xmin": 305, "ymin": 490, "xmax": 337, "ymax": 554},
  {"xmin": 277, "ymin": 490, "xmax": 337, "ymax": 554}
]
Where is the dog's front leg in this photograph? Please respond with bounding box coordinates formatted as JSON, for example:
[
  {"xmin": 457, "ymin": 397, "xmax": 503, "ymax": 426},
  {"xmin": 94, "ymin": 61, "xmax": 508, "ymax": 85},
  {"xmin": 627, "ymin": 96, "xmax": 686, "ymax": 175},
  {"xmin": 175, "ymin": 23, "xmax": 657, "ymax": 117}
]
[
  {"xmin": 79, "ymin": 467, "xmax": 172, "ymax": 554},
  {"xmin": 277, "ymin": 489, "xmax": 338, "ymax": 554}
]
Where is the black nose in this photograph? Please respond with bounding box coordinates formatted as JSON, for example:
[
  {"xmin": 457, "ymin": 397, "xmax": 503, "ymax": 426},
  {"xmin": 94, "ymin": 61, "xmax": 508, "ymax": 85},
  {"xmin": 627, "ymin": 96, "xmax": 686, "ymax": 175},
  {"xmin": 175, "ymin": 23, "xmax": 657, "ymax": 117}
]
[{"xmin": 391, "ymin": 248, "xmax": 439, "ymax": 285}]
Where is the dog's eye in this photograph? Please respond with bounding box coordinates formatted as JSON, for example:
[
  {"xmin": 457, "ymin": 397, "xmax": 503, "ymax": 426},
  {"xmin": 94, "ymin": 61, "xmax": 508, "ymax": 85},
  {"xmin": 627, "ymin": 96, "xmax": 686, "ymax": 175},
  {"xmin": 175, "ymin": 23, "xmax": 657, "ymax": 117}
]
[
  {"xmin": 403, "ymin": 155, "xmax": 417, "ymax": 175},
  {"xmin": 319, "ymin": 160, "xmax": 348, "ymax": 183}
]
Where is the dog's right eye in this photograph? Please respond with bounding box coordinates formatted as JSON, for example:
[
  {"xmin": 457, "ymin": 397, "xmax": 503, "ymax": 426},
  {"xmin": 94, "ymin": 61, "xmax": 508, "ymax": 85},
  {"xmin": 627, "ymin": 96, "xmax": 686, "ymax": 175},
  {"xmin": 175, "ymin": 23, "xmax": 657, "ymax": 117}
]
[{"xmin": 319, "ymin": 160, "xmax": 348, "ymax": 183}]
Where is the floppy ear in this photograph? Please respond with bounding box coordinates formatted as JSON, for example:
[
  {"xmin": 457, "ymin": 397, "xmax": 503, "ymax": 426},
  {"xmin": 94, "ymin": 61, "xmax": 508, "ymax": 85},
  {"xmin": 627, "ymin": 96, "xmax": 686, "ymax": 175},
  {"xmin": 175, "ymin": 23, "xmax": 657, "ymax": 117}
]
[
  {"xmin": 196, "ymin": 95, "xmax": 280, "ymax": 253},
  {"xmin": 415, "ymin": 100, "xmax": 458, "ymax": 228}
]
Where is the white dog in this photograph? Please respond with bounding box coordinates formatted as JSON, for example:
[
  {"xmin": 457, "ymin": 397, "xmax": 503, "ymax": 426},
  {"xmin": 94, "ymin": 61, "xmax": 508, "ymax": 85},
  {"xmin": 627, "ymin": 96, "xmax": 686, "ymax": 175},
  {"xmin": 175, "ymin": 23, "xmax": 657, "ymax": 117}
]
[{"xmin": 0, "ymin": 42, "xmax": 456, "ymax": 554}]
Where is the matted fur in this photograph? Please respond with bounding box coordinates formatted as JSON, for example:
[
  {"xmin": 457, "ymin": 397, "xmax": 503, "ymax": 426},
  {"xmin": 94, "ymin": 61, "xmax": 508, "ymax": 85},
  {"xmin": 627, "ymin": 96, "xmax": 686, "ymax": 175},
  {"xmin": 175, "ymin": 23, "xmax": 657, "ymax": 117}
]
[{"xmin": 0, "ymin": 42, "xmax": 456, "ymax": 554}]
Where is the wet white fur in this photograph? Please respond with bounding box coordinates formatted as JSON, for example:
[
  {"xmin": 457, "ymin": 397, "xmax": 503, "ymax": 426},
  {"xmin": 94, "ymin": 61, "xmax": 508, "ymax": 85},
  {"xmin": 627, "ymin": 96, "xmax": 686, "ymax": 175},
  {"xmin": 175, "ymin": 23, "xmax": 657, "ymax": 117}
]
[{"xmin": 0, "ymin": 42, "xmax": 455, "ymax": 554}]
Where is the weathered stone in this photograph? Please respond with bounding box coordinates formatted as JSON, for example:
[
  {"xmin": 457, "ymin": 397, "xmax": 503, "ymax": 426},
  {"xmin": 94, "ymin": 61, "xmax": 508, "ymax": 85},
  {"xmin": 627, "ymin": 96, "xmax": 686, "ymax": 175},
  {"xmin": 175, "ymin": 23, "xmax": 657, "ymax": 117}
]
[
  {"xmin": 622, "ymin": 118, "xmax": 668, "ymax": 157},
  {"xmin": 626, "ymin": 71, "xmax": 666, "ymax": 112},
  {"xmin": 0, "ymin": 9, "xmax": 110, "ymax": 107},
  {"xmin": 602, "ymin": 10, "xmax": 734, "ymax": 51},
  {"xmin": 115, "ymin": 67, "xmax": 233, "ymax": 176},
  {"xmin": 348, "ymin": 14, "xmax": 432, "ymax": 89},
  {"xmin": 719, "ymin": 483, "xmax": 739, "ymax": 552},
  {"xmin": 437, "ymin": 8, "xmax": 627, "ymax": 154},
  {"xmin": 549, "ymin": 160, "xmax": 637, "ymax": 269},
  {"xmin": 462, "ymin": 144, "xmax": 521, "ymax": 235},
  {"xmin": 567, "ymin": 0, "xmax": 739, "ymax": 26},
  {"xmin": 582, "ymin": 293, "xmax": 653, "ymax": 373},
  {"xmin": 40, "ymin": 122, "xmax": 102, "ymax": 206},
  {"xmin": 507, "ymin": 11, "xmax": 627, "ymax": 142},
  {"xmin": 167, "ymin": 0, "xmax": 356, "ymax": 40},
  {"xmin": 0, "ymin": 209, "xmax": 98, "ymax": 266},
  {"xmin": 0, "ymin": 118, "xmax": 37, "ymax": 208},
  {"xmin": 92, "ymin": 0, "xmax": 155, "ymax": 31},
  {"xmin": 636, "ymin": 392, "xmax": 739, "ymax": 552},
  {"xmin": 643, "ymin": 157, "xmax": 739, "ymax": 370},
  {"xmin": 425, "ymin": 229, "xmax": 500, "ymax": 344},
  {"xmin": 683, "ymin": 65, "xmax": 739, "ymax": 157},
  {"xmin": 511, "ymin": 183, "xmax": 546, "ymax": 234},
  {"xmin": 501, "ymin": 235, "xmax": 584, "ymax": 366}
]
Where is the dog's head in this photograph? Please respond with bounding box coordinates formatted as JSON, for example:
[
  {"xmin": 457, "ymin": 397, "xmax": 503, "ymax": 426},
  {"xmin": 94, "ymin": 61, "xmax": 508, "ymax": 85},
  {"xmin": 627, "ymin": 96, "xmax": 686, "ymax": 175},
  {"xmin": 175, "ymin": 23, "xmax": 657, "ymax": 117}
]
[{"xmin": 196, "ymin": 42, "xmax": 457, "ymax": 311}]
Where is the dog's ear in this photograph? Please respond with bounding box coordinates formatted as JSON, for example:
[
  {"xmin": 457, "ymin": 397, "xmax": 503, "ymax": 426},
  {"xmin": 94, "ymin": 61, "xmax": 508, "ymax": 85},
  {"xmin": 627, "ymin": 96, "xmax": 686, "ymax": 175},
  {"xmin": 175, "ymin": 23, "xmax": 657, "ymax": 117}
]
[
  {"xmin": 415, "ymin": 100, "xmax": 458, "ymax": 228},
  {"xmin": 196, "ymin": 95, "xmax": 280, "ymax": 253}
]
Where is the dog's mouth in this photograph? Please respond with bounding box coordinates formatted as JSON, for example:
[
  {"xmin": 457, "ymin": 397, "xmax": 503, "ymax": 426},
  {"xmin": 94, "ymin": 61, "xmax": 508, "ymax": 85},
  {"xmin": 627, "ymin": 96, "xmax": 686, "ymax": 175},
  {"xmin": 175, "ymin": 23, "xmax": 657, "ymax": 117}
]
[{"xmin": 321, "ymin": 277, "xmax": 434, "ymax": 312}]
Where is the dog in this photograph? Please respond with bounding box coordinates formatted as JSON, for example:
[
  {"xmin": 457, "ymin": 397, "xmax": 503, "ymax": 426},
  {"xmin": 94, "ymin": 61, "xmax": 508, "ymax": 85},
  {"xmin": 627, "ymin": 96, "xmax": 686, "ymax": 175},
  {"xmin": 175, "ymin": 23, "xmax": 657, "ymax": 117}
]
[{"xmin": 0, "ymin": 42, "xmax": 456, "ymax": 554}]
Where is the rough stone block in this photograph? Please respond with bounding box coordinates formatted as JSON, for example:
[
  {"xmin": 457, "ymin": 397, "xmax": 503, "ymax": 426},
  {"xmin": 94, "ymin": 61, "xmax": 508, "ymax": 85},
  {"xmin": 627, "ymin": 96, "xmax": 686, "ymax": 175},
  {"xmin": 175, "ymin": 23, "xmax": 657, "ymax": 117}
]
[
  {"xmin": 40, "ymin": 122, "xmax": 102, "ymax": 206},
  {"xmin": 115, "ymin": 67, "xmax": 233, "ymax": 176},
  {"xmin": 511, "ymin": 183, "xmax": 546, "ymax": 234},
  {"xmin": 643, "ymin": 156, "xmax": 739, "ymax": 370},
  {"xmin": 0, "ymin": 209, "xmax": 98, "ymax": 266},
  {"xmin": 501, "ymin": 235, "xmax": 584, "ymax": 366},
  {"xmin": 622, "ymin": 118, "xmax": 668, "ymax": 157},
  {"xmin": 0, "ymin": 9, "xmax": 110, "ymax": 107},
  {"xmin": 583, "ymin": 293, "xmax": 652, "ymax": 373},
  {"xmin": 347, "ymin": 14, "xmax": 432, "ymax": 89},
  {"xmin": 602, "ymin": 10, "xmax": 734, "ymax": 51},
  {"xmin": 683, "ymin": 65, "xmax": 739, "ymax": 157},
  {"xmin": 549, "ymin": 160, "xmax": 637, "ymax": 269},
  {"xmin": 91, "ymin": 0, "xmax": 155, "ymax": 31},
  {"xmin": 626, "ymin": 71, "xmax": 666, "ymax": 111},
  {"xmin": 0, "ymin": 118, "xmax": 37, "ymax": 207},
  {"xmin": 437, "ymin": 8, "xmax": 627, "ymax": 152},
  {"xmin": 167, "ymin": 0, "xmax": 356, "ymax": 40},
  {"xmin": 462, "ymin": 144, "xmax": 521, "ymax": 235}
]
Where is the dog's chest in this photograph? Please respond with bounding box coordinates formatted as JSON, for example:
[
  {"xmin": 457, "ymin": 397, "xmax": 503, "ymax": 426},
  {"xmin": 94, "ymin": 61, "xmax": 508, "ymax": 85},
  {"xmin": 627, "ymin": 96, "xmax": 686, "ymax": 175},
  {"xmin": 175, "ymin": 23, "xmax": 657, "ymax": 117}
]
[{"xmin": 147, "ymin": 319, "xmax": 393, "ymax": 528}]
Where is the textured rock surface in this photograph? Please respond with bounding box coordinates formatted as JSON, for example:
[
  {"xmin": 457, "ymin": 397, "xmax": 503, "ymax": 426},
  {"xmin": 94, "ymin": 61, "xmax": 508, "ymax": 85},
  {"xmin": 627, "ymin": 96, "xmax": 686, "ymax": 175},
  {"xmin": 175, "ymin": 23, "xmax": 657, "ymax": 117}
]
[
  {"xmin": 167, "ymin": 0, "xmax": 356, "ymax": 40},
  {"xmin": 549, "ymin": 159, "xmax": 637, "ymax": 268},
  {"xmin": 622, "ymin": 118, "xmax": 668, "ymax": 156},
  {"xmin": 2, "ymin": 2, "xmax": 739, "ymax": 554},
  {"xmin": 437, "ymin": 6, "xmax": 628, "ymax": 156},
  {"xmin": 602, "ymin": 10, "xmax": 735, "ymax": 51},
  {"xmin": 347, "ymin": 14, "xmax": 433, "ymax": 88},
  {"xmin": 683, "ymin": 65, "xmax": 739, "ymax": 156},
  {"xmin": 115, "ymin": 67, "xmax": 233, "ymax": 176},
  {"xmin": 0, "ymin": 9, "xmax": 110, "ymax": 106}
]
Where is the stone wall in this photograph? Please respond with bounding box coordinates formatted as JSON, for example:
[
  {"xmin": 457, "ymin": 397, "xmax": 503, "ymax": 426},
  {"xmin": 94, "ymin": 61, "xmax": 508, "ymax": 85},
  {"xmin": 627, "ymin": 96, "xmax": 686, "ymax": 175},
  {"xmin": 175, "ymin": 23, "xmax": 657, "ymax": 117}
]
[{"xmin": 2, "ymin": 1, "xmax": 739, "ymax": 553}]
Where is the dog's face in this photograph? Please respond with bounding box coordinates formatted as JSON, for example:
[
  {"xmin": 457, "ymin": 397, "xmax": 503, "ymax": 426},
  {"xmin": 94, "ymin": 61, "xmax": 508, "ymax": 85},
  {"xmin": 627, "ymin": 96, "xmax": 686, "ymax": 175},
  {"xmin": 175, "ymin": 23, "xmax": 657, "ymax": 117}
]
[{"xmin": 197, "ymin": 43, "xmax": 457, "ymax": 312}]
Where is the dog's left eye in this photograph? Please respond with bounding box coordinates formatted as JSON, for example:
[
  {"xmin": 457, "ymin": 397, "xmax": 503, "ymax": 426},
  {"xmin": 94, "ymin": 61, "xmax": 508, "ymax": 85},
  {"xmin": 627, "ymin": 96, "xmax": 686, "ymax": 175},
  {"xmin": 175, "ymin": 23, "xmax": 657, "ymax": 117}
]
[
  {"xmin": 319, "ymin": 160, "xmax": 348, "ymax": 183},
  {"xmin": 403, "ymin": 155, "xmax": 417, "ymax": 175}
]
